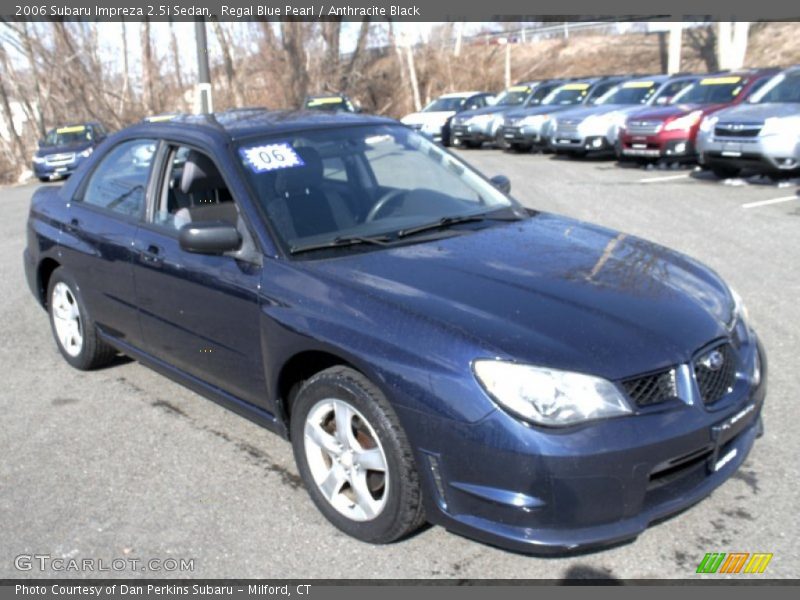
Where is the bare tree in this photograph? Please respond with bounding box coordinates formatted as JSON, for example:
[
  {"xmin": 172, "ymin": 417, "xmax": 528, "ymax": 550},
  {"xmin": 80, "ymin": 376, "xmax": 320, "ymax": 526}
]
[{"xmin": 212, "ymin": 20, "xmax": 245, "ymax": 106}]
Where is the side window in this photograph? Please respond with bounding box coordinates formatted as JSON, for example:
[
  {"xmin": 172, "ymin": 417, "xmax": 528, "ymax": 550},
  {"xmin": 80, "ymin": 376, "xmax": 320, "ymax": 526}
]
[
  {"xmin": 153, "ymin": 145, "xmax": 238, "ymax": 231},
  {"xmin": 80, "ymin": 139, "xmax": 156, "ymax": 218}
]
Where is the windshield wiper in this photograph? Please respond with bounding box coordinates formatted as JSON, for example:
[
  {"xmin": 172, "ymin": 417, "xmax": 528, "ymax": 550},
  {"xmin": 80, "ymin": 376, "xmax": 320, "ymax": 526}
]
[
  {"xmin": 290, "ymin": 234, "xmax": 392, "ymax": 255},
  {"xmin": 396, "ymin": 210, "xmax": 525, "ymax": 239}
]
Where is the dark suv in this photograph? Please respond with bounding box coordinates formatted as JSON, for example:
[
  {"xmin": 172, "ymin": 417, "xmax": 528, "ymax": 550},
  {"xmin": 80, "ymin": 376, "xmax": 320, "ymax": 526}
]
[{"xmin": 32, "ymin": 122, "xmax": 108, "ymax": 182}]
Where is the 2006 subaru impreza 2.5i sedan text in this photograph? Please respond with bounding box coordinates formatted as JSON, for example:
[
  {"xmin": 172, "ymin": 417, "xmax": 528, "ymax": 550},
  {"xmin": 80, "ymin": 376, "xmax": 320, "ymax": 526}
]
[{"xmin": 24, "ymin": 109, "xmax": 766, "ymax": 554}]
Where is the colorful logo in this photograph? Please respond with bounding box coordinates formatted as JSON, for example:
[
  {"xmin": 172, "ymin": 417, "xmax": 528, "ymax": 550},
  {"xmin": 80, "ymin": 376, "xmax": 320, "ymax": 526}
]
[{"xmin": 696, "ymin": 552, "xmax": 773, "ymax": 574}]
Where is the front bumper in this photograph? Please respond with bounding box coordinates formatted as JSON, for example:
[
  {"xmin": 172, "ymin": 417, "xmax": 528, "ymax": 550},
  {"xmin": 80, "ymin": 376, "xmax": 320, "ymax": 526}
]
[
  {"xmin": 402, "ymin": 338, "xmax": 767, "ymax": 554},
  {"xmin": 32, "ymin": 157, "xmax": 83, "ymax": 179},
  {"xmin": 620, "ymin": 131, "xmax": 696, "ymax": 160},
  {"xmin": 451, "ymin": 122, "xmax": 497, "ymax": 144},
  {"xmin": 500, "ymin": 125, "xmax": 547, "ymax": 147},
  {"xmin": 698, "ymin": 133, "xmax": 800, "ymax": 173}
]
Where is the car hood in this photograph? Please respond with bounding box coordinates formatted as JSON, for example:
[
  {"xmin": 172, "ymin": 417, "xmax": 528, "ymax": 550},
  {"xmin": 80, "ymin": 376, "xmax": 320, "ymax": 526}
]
[
  {"xmin": 505, "ymin": 104, "xmax": 582, "ymax": 120},
  {"xmin": 628, "ymin": 103, "xmax": 725, "ymax": 121},
  {"xmin": 713, "ymin": 102, "xmax": 800, "ymax": 122},
  {"xmin": 36, "ymin": 141, "xmax": 93, "ymax": 157},
  {"xmin": 401, "ymin": 111, "xmax": 455, "ymax": 126},
  {"xmin": 557, "ymin": 104, "xmax": 649, "ymax": 122},
  {"xmin": 310, "ymin": 214, "xmax": 733, "ymax": 380}
]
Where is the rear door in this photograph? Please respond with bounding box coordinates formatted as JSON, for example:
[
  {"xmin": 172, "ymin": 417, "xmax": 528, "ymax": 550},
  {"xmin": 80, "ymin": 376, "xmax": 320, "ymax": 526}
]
[
  {"xmin": 60, "ymin": 138, "xmax": 158, "ymax": 347},
  {"xmin": 132, "ymin": 143, "xmax": 267, "ymax": 405}
]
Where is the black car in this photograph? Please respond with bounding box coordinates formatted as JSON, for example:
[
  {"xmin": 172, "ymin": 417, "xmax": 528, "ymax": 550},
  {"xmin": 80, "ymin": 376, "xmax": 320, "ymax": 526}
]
[{"xmin": 32, "ymin": 122, "xmax": 108, "ymax": 182}]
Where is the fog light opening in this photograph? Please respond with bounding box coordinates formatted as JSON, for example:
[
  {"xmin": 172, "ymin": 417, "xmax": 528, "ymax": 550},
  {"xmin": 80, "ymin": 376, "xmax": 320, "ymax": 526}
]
[{"xmin": 426, "ymin": 454, "xmax": 448, "ymax": 509}]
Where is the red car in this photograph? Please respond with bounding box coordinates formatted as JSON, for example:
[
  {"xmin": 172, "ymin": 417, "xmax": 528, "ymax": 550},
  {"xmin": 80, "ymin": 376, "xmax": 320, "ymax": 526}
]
[{"xmin": 618, "ymin": 69, "xmax": 778, "ymax": 162}]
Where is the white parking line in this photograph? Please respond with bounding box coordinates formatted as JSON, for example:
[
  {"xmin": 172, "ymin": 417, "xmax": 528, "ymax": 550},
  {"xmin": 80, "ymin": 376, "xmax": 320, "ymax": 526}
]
[
  {"xmin": 741, "ymin": 196, "xmax": 798, "ymax": 209},
  {"xmin": 638, "ymin": 173, "xmax": 691, "ymax": 183}
]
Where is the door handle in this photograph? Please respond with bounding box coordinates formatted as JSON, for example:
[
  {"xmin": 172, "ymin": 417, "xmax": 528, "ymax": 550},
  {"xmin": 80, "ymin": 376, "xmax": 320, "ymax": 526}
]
[
  {"xmin": 66, "ymin": 218, "xmax": 80, "ymax": 232},
  {"xmin": 140, "ymin": 244, "xmax": 164, "ymax": 267}
]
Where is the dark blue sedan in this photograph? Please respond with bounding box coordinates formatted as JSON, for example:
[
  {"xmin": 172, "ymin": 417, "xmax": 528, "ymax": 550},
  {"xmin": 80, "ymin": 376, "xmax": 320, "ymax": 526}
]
[
  {"xmin": 23, "ymin": 109, "xmax": 766, "ymax": 553},
  {"xmin": 32, "ymin": 122, "xmax": 108, "ymax": 182}
]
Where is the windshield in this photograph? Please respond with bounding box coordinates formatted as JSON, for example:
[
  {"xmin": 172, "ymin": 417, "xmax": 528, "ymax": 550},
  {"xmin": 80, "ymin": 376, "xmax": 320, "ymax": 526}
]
[
  {"xmin": 750, "ymin": 72, "xmax": 800, "ymax": 103},
  {"xmin": 672, "ymin": 77, "xmax": 746, "ymax": 104},
  {"xmin": 238, "ymin": 125, "xmax": 516, "ymax": 253},
  {"xmin": 44, "ymin": 126, "xmax": 93, "ymax": 146},
  {"xmin": 423, "ymin": 97, "xmax": 467, "ymax": 112},
  {"xmin": 597, "ymin": 82, "xmax": 659, "ymax": 105},
  {"xmin": 543, "ymin": 83, "xmax": 591, "ymax": 106},
  {"xmin": 525, "ymin": 83, "xmax": 560, "ymax": 106},
  {"xmin": 494, "ymin": 87, "xmax": 531, "ymax": 106}
]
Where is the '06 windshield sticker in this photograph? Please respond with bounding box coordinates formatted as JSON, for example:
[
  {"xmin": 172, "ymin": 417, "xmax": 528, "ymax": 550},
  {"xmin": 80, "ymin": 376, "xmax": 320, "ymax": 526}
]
[{"xmin": 241, "ymin": 143, "xmax": 305, "ymax": 173}]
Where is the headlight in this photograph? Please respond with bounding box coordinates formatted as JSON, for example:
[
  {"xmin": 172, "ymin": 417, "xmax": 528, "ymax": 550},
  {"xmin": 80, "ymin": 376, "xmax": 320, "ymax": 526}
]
[
  {"xmin": 32, "ymin": 155, "xmax": 45, "ymax": 164},
  {"xmin": 728, "ymin": 286, "xmax": 749, "ymax": 327},
  {"xmin": 699, "ymin": 115, "xmax": 718, "ymax": 133},
  {"xmin": 79, "ymin": 147, "xmax": 93, "ymax": 158},
  {"xmin": 664, "ymin": 110, "xmax": 703, "ymax": 132},
  {"xmin": 473, "ymin": 360, "xmax": 632, "ymax": 427},
  {"xmin": 467, "ymin": 113, "xmax": 496, "ymax": 126}
]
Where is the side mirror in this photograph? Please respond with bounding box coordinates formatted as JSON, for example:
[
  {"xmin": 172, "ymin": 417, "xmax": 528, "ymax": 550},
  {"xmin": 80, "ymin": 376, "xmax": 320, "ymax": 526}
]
[
  {"xmin": 179, "ymin": 221, "xmax": 241, "ymax": 255},
  {"xmin": 490, "ymin": 174, "xmax": 511, "ymax": 194}
]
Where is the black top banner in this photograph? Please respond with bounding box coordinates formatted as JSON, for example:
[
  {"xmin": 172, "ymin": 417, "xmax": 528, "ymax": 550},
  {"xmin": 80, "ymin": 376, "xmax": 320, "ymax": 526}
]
[{"xmin": 0, "ymin": 0, "xmax": 799, "ymax": 21}]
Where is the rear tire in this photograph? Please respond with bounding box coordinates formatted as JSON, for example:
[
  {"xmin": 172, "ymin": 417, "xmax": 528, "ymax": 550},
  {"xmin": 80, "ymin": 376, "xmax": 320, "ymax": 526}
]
[
  {"xmin": 47, "ymin": 267, "xmax": 117, "ymax": 370},
  {"xmin": 290, "ymin": 366, "xmax": 426, "ymax": 544}
]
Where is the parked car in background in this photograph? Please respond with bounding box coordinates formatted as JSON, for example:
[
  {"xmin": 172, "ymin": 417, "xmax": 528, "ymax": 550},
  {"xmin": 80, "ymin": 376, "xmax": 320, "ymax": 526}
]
[
  {"xmin": 32, "ymin": 122, "xmax": 108, "ymax": 182},
  {"xmin": 618, "ymin": 70, "xmax": 778, "ymax": 163},
  {"xmin": 549, "ymin": 75, "xmax": 698, "ymax": 157},
  {"xmin": 450, "ymin": 80, "xmax": 565, "ymax": 148},
  {"xmin": 401, "ymin": 91, "xmax": 494, "ymax": 146},
  {"xmin": 304, "ymin": 94, "xmax": 360, "ymax": 113},
  {"xmin": 24, "ymin": 109, "xmax": 766, "ymax": 554},
  {"xmin": 500, "ymin": 76, "xmax": 628, "ymax": 152},
  {"xmin": 696, "ymin": 66, "xmax": 800, "ymax": 178}
]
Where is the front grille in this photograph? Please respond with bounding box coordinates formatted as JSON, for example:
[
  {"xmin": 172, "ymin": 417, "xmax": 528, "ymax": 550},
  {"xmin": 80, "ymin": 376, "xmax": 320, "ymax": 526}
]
[
  {"xmin": 622, "ymin": 368, "xmax": 678, "ymax": 407},
  {"xmin": 714, "ymin": 122, "xmax": 762, "ymax": 138},
  {"xmin": 555, "ymin": 120, "xmax": 580, "ymax": 136},
  {"xmin": 627, "ymin": 120, "xmax": 662, "ymax": 135},
  {"xmin": 695, "ymin": 343, "xmax": 737, "ymax": 406},
  {"xmin": 45, "ymin": 152, "xmax": 75, "ymax": 166}
]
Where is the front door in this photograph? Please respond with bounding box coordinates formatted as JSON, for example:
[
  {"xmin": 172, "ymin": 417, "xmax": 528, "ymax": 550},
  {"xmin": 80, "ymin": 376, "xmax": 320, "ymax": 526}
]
[{"xmin": 132, "ymin": 144, "xmax": 267, "ymax": 406}]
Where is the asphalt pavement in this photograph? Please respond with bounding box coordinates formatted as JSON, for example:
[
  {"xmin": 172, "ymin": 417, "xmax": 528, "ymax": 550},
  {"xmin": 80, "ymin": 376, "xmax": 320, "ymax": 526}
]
[{"xmin": 1, "ymin": 151, "xmax": 798, "ymax": 579}]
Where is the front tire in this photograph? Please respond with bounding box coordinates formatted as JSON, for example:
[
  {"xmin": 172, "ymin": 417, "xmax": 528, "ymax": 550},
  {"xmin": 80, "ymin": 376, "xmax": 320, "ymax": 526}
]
[
  {"xmin": 47, "ymin": 267, "xmax": 117, "ymax": 370},
  {"xmin": 290, "ymin": 366, "xmax": 425, "ymax": 544},
  {"xmin": 710, "ymin": 164, "xmax": 741, "ymax": 179}
]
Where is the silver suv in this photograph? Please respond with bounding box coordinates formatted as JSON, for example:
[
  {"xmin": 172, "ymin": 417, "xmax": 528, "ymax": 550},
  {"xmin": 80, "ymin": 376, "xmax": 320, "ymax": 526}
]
[
  {"xmin": 549, "ymin": 75, "xmax": 698, "ymax": 156},
  {"xmin": 499, "ymin": 77, "xmax": 628, "ymax": 152},
  {"xmin": 696, "ymin": 66, "xmax": 800, "ymax": 178}
]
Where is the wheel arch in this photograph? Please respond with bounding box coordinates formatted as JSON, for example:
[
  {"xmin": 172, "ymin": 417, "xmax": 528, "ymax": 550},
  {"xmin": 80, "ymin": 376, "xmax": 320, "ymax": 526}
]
[
  {"xmin": 276, "ymin": 349, "xmax": 362, "ymax": 434},
  {"xmin": 37, "ymin": 257, "xmax": 61, "ymax": 308}
]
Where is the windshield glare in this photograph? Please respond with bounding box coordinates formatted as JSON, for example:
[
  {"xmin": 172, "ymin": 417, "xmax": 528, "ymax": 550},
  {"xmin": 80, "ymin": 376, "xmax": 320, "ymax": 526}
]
[
  {"xmin": 598, "ymin": 84, "xmax": 658, "ymax": 105},
  {"xmin": 239, "ymin": 125, "xmax": 515, "ymax": 253},
  {"xmin": 751, "ymin": 72, "xmax": 800, "ymax": 103},
  {"xmin": 423, "ymin": 97, "xmax": 466, "ymax": 112},
  {"xmin": 495, "ymin": 89, "xmax": 530, "ymax": 106},
  {"xmin": 544, "ymin": 87, "xmax": 589, "ymax": 105}
]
